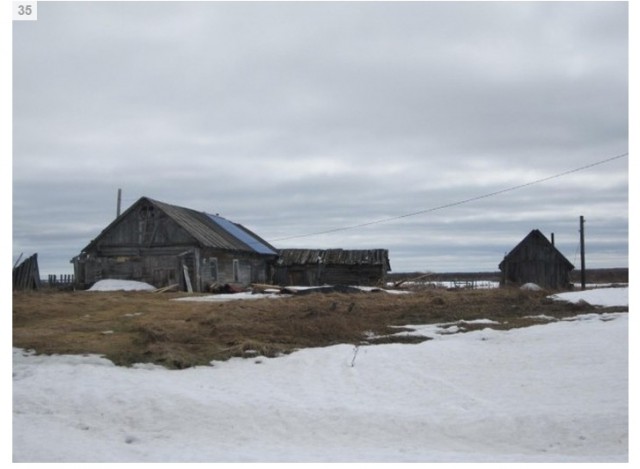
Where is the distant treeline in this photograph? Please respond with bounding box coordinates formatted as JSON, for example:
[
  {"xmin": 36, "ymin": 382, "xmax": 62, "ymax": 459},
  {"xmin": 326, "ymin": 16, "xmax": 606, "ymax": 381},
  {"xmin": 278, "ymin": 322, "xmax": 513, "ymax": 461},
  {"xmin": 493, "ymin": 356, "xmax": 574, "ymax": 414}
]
[
  {"xmin": 388, "ymin": 268, "xmax": 628, "ymax": 284},
  {"xmin": 568, "ymin": 268, "xmax": 628, "ymax": 284}
]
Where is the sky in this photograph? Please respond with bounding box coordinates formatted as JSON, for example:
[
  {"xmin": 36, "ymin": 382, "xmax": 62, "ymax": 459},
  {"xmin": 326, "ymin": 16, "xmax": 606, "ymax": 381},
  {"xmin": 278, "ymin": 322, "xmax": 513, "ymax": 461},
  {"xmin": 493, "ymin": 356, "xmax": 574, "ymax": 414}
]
[{"xmin": 9, "ymin": 0, "xmax": 630, "ymax": 276}]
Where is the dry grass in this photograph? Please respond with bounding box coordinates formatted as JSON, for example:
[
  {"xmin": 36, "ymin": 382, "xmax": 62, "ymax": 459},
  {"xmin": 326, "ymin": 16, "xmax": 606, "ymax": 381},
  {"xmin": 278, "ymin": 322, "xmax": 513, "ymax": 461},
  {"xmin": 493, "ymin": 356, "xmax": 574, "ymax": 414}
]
[{"xmin": 12, "ymin": 286, "xmax": 623, "ymax": 369}]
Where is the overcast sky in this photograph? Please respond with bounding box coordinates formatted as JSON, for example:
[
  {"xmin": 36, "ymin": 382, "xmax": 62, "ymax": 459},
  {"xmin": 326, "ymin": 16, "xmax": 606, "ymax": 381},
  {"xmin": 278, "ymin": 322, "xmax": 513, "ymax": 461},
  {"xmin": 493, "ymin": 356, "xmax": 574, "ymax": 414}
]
[{"xmin": 11, "ymin": 1, "xmax": 629, "ymax": 276}]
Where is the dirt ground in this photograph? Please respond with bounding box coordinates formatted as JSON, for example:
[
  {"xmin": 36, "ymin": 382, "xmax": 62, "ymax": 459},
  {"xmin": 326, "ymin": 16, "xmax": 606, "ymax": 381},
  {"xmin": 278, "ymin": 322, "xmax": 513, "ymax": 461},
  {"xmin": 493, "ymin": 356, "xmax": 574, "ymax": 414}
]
[{"xmin": 13, "ymin": 284, "xmax": 625, "ymax": 369}]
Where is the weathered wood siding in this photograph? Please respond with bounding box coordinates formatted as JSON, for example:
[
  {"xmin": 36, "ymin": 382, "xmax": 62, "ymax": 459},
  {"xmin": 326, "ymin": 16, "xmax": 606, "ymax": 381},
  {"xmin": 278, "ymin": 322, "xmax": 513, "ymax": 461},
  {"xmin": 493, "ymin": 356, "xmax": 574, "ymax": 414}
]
[
  {"xmin": 95, "ymin": 203, "xmax": 194, "ymax": 249},
  {"xmin": 273, "ymin": 249, "xmax": 390, "ymax": 286},
  {"xmin": 198, "ymin": 249, "xmax": 272, "ymax": 290},
  {"xmin": 75, "ymin": 251, "xmax": 183, "ymax": 288},
  {"xmin": 76, "ymin": 246, "xmax": 272, "ymax": 291},
  {"xmin": 274, "ymin": 264, "xmax": 386, "ymax": 286}
]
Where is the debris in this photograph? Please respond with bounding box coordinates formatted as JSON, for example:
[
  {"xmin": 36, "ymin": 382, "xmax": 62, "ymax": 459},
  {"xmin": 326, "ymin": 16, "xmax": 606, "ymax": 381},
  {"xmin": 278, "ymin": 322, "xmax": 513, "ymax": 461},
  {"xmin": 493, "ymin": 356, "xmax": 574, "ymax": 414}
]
[
  {"xmin": 153, "ymin": 284, "xmax": 179, "ymax": 293},
  {"xmin": 204, "ymin": 283, "xmax": 249, "ymax": 294},
  {"xmin": 13, "ymin": 253, "xmax": 41, "ymax": 291},
  {"xmin": 392, "ymin": 272, "xmax": 434, "ymax": 288},
  {"xmin": 251, "ymin": 283, "xmax": 282, "ymax": 293}
]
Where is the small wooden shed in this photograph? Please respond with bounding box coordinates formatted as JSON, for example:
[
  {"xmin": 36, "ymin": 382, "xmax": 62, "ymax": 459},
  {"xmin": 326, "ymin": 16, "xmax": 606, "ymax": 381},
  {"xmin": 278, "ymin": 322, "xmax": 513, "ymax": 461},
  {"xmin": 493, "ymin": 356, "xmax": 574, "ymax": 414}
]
[
  {"xmin": 499, "ymin": 229, "xmax": 574, "ymax": 289},
  {"xmin": 71, "ymin": 197, "xmax": 278, "ymax": 291},
  {"xmin": 273, "ymin": 248, "xmax": 391, "ymax": 286}
]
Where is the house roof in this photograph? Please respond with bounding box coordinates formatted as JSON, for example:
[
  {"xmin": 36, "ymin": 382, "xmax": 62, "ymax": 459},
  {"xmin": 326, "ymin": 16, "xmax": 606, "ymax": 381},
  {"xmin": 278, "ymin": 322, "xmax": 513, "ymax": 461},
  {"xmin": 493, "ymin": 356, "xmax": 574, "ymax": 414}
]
[
  {"xmin": 82, "ymin": 197, "xmax": 278, "ymax": 256},
  {"xmin": 277, "ymin": 248, "xmax": 391, "ymax": 270},
  {"xmin": 499, "ymin": 229, "xmax": 574, "ymax": 270}
]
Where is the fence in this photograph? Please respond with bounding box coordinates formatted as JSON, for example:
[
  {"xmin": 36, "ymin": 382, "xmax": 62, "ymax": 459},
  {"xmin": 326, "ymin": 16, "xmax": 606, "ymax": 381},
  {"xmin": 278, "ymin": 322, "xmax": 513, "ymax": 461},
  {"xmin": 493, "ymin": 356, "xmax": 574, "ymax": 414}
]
[
  {"xmin": 13, "ymin": 253, "xmax": 41, "ymax": 290},
  {"xmin": 47, "ymin": 274, "xmax": 75, "ymax": 288}
]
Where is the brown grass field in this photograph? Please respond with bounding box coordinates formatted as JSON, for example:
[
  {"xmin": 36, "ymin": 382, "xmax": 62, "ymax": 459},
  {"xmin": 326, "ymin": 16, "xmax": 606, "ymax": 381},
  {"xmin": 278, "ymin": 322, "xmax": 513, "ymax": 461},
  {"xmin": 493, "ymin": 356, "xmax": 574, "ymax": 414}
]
[{"xmin": 13, "ymin": 285, "xmax": 626, "ymax": 369}]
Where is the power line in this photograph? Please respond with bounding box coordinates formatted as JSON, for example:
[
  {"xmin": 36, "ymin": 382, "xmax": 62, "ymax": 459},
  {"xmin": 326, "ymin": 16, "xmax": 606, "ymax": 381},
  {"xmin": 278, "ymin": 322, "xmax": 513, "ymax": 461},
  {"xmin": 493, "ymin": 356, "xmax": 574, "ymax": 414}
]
[{"xmin": 272, "ymin": 152, "xmax": 628, "ymax": 242}]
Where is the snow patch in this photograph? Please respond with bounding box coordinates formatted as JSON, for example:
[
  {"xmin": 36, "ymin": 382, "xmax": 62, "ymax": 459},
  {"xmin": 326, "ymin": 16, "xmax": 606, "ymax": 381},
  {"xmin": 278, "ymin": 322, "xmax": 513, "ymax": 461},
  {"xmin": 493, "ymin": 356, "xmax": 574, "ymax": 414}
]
[
  {"xmin": 174, "ymin": 292, "xmax": 285, "ymax": 302},
  {"xmin": 550, "ymin": 286, "xmax": 628, "ymax": 307},
  {"xmin": 88, "ymin": 279, "xmax": 156, "ymax": 292}
]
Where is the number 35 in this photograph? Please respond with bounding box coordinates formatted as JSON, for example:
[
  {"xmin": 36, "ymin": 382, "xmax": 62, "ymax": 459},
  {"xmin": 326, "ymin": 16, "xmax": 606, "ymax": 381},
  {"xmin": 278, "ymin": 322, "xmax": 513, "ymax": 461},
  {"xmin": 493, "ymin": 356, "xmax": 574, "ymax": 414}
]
[{"xmin": 18, "ymin": 4, "xmax": 32, "ymax": 15}]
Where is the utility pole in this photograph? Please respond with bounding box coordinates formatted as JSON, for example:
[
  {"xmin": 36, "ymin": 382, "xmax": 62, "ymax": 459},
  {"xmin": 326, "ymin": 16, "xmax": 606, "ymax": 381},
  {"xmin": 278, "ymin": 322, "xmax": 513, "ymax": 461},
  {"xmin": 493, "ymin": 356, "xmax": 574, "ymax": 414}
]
[
  {"xmin": 580, "ymin": 216, "xmax": 586, "ymax": 290},
  {"xmin": 116, "ymin": 188, "xmax": 122, "ymax": 218}
]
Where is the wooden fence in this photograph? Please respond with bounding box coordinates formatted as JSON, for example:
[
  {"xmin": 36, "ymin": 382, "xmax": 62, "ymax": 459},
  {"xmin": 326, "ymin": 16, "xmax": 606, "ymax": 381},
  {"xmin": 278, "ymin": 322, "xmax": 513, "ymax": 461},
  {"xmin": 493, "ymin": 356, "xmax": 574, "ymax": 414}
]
[{"xmin": 47, "ymin": 274, "xmax": 75, "ymax": 288}]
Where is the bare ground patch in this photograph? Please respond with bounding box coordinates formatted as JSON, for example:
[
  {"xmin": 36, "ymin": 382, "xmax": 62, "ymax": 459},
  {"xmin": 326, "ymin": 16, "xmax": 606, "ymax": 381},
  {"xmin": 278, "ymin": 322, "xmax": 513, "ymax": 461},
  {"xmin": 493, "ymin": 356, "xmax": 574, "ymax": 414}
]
[{"xmin": 12, "ymin": 286, "xmax": 625, "ymax": 369}]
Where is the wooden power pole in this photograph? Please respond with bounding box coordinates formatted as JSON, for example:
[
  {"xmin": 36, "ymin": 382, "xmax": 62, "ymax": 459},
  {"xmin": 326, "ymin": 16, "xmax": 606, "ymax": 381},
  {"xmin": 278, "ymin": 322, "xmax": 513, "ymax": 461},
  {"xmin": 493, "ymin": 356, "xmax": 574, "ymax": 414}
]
[{"xmin": 580, "ymin": 215, "xmax": 586, "ymax": 290}]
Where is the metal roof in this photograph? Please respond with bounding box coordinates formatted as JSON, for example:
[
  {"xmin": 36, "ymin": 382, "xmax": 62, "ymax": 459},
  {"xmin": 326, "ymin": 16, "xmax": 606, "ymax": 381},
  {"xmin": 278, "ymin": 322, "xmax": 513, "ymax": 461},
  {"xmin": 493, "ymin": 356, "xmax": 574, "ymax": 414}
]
[{"xmin": 206, "ymin": 213, "xmax": 278, "ymax": 255}]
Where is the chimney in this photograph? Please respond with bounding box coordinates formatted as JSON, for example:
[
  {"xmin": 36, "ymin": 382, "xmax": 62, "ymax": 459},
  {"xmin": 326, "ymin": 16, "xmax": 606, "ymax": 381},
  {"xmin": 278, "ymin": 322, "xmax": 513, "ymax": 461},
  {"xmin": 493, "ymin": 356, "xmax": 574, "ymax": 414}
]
[{"xmin": 116, "ymin": 188, "xmax": 122, "ymax": 218}]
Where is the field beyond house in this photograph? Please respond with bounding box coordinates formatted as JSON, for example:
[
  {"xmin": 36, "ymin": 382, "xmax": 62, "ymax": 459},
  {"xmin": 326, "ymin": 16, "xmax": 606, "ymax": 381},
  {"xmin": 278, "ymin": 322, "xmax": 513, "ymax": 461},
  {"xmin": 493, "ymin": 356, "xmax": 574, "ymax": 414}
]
[{"xmin": 13, "ymin": 275, "xmax": 627, "ymax": 369}]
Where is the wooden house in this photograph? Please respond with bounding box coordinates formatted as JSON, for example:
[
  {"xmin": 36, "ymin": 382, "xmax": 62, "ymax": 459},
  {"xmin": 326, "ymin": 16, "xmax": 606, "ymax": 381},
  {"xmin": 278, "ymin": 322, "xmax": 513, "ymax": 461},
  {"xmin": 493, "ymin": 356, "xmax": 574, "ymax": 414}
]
[
  {"xmin": 71, "ymin": 197, "xmax": 278, "ymax": 291},
  {"xmin": 273, "ymin": 248, "xmax": 391, "ymax": 286},
  {"xmin": 499, "ymin": 229, "xmax": 574, "ymax": 289}
]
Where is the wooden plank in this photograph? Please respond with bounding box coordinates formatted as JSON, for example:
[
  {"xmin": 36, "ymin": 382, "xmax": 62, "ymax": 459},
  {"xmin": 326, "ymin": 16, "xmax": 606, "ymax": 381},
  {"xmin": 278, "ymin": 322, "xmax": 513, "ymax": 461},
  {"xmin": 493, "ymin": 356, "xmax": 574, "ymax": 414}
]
[
  {"xmin": 182, "ymin": 264, "xmax": 193, "ymax": 293},
  {"xmin": 392, "ymin": 272, "xmax": 433, "ymax": 288},
  {"xmin": 251, "ymin": 283, "xmax": 282, "ymax": 293},
  {"xmin": 153, "ymin": 283, "xmax": 179, "ymax": 293}
]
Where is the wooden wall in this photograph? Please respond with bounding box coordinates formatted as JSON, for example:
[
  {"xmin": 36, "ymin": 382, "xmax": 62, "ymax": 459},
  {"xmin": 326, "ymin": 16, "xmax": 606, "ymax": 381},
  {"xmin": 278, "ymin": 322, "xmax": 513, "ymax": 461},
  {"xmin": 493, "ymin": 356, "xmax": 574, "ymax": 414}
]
[
  {"xmin": 500, "ymin": 234, "xmax": 572, "ymax": 289},
  {"xmin": 74, "ymin": 248, "xmax": 273, "ymax": 292},
  {"xmin": 273, "ymin": 263, "xmax": 387, "ymax": 286}
]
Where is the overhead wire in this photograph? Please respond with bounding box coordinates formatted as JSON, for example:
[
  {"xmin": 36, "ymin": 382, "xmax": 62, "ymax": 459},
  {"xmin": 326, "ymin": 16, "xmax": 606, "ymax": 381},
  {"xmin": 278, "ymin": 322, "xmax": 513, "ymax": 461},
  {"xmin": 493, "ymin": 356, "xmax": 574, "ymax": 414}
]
[{"xmin": 272, "ymin": 152, "xmax": 628, "ymax": 242}]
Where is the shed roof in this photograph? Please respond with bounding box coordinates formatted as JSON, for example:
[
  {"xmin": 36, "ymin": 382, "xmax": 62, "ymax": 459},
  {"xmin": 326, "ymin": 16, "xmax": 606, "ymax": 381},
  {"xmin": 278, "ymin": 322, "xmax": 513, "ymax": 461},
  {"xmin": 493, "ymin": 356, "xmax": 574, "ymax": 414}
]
[
  {"xmin": 278, "ymin": 248, "xmax": 391, "ymax": 270},
  {"xmin": 499, "ymin": 229, "xmax": 574, "ymax": 270},
  {"xmin": 82, "ymin": 197, "xmax": 278, "ymax": 256}
]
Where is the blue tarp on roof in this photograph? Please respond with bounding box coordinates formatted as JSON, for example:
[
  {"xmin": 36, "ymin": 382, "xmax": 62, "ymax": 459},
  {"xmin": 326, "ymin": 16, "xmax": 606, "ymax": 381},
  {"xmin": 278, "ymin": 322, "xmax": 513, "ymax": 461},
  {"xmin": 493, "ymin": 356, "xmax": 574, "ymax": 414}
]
[{"xmin": 206, "ymin": 214, "xmax": 277, "ymax": 255}]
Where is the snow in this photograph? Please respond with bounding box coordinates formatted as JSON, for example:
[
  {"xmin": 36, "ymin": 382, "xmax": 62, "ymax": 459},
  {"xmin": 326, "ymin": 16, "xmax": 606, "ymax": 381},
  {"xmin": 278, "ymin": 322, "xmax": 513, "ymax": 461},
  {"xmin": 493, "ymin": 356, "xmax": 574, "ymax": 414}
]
[
  {"xmin": 551, "ymin": 286, "xmax": 628, "ymax": 307},
  {"xmin": 12, "ymin": 287, "xmax": 629, "ymax": 462},
  {"xmin": 391, "ymin": 280, "xmax": 500, "ymax": 289},
  {"xmin": 350, "ymin": 285, "xmax": 411, "ymax": 294},
  {"xmin": 174, "ymin": 285, "xmax": 410, "ymax": 302},
  {"xmin": 174, "ymin": 291, "xmax": 285, "ymax": 302},
  {"xmin": 88, "ymin": 279, "xmax": 156, "ymax": 291}
]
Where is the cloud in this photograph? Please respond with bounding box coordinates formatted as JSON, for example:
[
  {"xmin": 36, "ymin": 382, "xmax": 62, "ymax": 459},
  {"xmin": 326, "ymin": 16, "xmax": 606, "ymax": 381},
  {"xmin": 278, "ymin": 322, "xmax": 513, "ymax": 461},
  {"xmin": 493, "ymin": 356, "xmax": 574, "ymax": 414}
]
[{"xmin": 12, "ymin": 1, "xmax": 628, "ymax": 276}]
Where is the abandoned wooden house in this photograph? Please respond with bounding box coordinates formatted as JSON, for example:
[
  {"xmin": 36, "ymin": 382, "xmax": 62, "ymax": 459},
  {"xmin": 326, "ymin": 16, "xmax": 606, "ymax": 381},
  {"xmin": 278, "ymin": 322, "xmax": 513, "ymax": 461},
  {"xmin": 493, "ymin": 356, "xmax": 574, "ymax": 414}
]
[
  {"xmin": 499, "ymin": 229, "xmax": 574, "ymax": 289},
  {"xmin": 71, "ymin": 197, "xmax": 278, "ymax": 291},
  {"xmin": 273, "ymin": 248, "xmax": 391, "ymax": 286}
]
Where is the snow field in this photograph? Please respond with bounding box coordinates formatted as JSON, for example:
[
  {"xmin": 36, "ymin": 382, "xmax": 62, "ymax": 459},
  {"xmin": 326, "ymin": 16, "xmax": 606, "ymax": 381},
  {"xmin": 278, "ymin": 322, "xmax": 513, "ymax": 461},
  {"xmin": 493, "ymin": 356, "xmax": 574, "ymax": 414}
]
[{"xmin": 12, "ymin": 287, "xmax": 629, "ymax": 462}]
